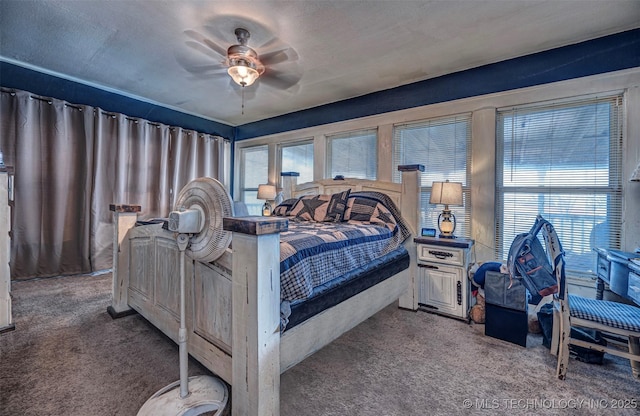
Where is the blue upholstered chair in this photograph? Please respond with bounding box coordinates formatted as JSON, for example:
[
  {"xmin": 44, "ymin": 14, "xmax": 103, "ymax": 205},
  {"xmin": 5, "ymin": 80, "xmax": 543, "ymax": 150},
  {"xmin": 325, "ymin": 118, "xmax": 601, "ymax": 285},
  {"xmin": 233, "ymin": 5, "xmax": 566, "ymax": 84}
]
[{"xmin": 546, "ymin": 218, "xmax": 640, "ymax": 380}]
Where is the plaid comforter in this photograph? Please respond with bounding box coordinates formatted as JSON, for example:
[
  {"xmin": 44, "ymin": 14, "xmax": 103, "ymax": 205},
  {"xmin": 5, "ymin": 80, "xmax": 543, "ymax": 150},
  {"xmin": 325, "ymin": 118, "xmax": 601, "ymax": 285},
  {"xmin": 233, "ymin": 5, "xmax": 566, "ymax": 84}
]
[{"xmin": 279, "ymin": 219, "xmax": 402, "ymax": 301}]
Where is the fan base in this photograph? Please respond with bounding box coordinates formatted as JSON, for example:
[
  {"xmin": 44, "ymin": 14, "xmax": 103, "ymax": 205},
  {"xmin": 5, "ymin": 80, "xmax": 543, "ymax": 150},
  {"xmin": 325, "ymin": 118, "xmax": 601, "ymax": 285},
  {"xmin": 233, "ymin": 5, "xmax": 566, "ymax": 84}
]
[{"xmin": 137, "ymin": 375, "xmax": 228, "ymax": 416}]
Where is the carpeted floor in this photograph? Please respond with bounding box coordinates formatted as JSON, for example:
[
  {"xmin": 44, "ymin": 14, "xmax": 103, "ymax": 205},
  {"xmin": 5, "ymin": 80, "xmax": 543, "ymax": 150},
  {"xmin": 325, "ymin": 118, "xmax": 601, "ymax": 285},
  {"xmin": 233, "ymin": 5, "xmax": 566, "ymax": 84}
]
[{"xmin": 1, "ymin": 272, "xmax": 638, "ymax": 416}]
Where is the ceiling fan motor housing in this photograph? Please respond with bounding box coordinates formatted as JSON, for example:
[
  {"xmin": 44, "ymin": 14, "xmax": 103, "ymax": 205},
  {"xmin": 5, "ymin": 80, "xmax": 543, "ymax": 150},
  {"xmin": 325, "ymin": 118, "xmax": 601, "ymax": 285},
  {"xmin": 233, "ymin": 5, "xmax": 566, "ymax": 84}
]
[{"xmin": 227, "ymin": 44, "xmax": 265, "ymax": 74}]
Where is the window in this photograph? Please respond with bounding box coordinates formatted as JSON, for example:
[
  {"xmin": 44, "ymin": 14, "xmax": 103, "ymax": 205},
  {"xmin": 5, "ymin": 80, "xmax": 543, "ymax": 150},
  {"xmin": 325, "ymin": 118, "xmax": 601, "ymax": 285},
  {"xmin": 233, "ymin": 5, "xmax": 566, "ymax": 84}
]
[
  {"xmin": 239, "ymin": 145, "xmax": 268, "ymax": 215},
  {"xmin": 393, "ymin": 114, "xmax": 472, "ymax": 237},
  {"xmin": 327, "ymin": 129, "xmax": 377, "ymax": 179},
  {"xmin": 280, "ymin": 141, "xmax": 314, "ymax": 184},
  {"xmin": 496, "ymin": 94, "xmax": 623, "ymax": 276}
]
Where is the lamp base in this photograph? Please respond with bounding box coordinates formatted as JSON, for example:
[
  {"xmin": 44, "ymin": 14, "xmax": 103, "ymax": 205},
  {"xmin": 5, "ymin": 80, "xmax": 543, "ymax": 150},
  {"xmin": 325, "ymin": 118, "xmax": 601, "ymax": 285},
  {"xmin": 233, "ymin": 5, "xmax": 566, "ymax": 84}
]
[
  {"xmin": 438, "ymin": 233, "xmax": 456, "ymax": 239},
  {"xmin": 262, "ymin": 201, "xmax": 272, "ymax": 216},
  {"xmin": 437, "ymin": 209, "xmax": 457, "ymax": 239}
]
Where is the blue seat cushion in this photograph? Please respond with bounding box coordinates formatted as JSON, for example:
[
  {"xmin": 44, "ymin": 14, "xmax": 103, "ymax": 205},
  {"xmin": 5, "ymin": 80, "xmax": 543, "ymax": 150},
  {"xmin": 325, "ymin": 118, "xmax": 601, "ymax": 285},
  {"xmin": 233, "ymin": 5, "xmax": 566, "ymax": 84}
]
[{"xmin": 569, "ymin": 294, "xmax": 640, "ymax": 332}]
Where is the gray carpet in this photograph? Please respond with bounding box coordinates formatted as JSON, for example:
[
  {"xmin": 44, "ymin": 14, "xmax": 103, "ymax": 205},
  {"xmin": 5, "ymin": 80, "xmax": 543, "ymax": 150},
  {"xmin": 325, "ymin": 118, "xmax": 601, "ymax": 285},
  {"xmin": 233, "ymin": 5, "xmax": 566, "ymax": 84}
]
[{"xmin": 1, "ymin": 272, "xmax": 638, "ymax": 416}]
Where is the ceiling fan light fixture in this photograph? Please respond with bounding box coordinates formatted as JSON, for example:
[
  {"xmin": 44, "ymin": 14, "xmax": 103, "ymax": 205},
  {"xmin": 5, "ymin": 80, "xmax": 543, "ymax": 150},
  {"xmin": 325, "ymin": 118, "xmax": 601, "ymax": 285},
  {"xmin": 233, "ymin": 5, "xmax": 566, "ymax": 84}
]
[{"xmin": 227, "ymin": 59, "xmax": 259, "ymax": 87}]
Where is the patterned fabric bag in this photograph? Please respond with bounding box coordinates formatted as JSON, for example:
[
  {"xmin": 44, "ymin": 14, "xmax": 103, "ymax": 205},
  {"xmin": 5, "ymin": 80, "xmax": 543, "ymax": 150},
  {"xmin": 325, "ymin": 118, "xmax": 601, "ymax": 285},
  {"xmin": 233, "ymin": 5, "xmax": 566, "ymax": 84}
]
[{"xmin": 507, "ymin": 216, "xmax": 559, "ymax": 297}]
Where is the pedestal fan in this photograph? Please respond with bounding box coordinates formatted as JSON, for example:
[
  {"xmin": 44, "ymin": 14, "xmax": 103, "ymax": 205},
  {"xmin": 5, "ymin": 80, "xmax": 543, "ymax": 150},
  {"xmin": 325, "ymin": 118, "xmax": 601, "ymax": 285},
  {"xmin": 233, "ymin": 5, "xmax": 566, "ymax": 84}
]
[{"xmin": 138, "ymin": 177, "xmax": 233, "ymax": 416}]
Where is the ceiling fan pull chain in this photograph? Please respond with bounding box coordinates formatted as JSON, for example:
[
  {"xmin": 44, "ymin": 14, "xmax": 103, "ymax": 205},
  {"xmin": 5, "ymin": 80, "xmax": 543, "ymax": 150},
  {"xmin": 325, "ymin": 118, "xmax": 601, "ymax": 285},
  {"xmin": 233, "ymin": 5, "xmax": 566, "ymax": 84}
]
[{"xmin": 241, "ymin": 86, "xmax": 245, "ymax": 115}]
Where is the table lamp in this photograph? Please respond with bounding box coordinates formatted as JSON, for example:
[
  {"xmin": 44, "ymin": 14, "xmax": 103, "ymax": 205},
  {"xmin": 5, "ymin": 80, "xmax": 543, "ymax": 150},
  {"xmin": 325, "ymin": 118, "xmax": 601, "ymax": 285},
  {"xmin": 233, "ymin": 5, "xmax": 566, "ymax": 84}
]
[
  {"xmin": 429, "ymin": 180, "xmax": 463, "ymax": 238},
  {"xmin": 257, "ymin": 184, "xmax": 277, "ymax": 216}
]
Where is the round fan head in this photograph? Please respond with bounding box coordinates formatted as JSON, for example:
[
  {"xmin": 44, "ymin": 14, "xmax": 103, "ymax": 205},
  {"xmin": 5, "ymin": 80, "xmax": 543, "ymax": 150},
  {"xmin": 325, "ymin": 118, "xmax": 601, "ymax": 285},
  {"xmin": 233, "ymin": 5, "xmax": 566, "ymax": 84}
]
[{"xmin": 174, "ymin": 177, "xmax": 234, "ymax": 262}]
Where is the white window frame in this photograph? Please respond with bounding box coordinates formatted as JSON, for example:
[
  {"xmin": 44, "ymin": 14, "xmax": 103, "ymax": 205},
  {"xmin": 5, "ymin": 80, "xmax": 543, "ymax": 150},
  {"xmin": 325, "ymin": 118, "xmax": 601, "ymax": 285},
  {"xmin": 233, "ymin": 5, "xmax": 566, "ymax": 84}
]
[
  {"xmin": 238, "ymin": 144, "xmax": 269, "ymax": 215},
  {"xmin": 495, "ymin": 93, "xmax": 624, "ymax": 277},
  {"xmin": 392, "ymin": 113, "xmax": 472, "ymax": 238},
  {"xmin": 278, "ymin": 139, "xmax": 314, "ymax": 185},
  {"xmin": 326, "ymin": 128, "xmax": 378, "ymax": 180}
]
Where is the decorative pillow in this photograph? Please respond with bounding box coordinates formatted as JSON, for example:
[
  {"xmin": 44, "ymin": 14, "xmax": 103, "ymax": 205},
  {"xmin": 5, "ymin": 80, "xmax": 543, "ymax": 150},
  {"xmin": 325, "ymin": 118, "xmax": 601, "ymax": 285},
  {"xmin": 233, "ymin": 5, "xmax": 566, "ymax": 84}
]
[
  {"xmin": 344, "ymin": 191, "xmax": 412, "ymax": 244},
  {"xmin": 289, "ymin": 189, "xmax": 351, "ymax": 222},
  {"xmin": 345, "ymin": 197, "xmax": 398, "ymax": 231},
  {"xmin": 273, "ymin": 198, "xmax": 299, "ymax": 216}
]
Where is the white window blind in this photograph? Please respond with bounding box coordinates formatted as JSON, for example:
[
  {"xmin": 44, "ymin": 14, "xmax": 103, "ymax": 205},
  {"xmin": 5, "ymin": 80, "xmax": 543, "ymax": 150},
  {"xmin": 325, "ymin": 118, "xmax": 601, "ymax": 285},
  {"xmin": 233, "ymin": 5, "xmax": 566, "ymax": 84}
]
[
  {"xmin": 496, "ymin": 93, "xmax": 623, "ymax": 276},
  {"xmin": 281, "ymin": 140, "xmax": 314, "ymax": 184},
  {"xmin": 327, "ymin": 129, "xmax": 377, "ymax": 179},
  {"xmin": 392, "ymin": 114, "xmax": 472, "ymax": 238},
  {"xmin": 240, "ymin": 145, "xmax": 268, "ymax": 215}
]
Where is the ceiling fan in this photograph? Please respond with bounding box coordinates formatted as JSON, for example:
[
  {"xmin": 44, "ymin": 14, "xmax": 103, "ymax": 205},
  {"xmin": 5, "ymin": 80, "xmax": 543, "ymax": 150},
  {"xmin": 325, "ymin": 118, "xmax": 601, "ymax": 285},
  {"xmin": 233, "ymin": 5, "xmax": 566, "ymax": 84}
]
[
  {"xmin": 179, "ymin": 26, "xmax": 300, "ymax": 91},
  {"xmin": 226, "ymin": 28, "xmax": 264, "ymax": 87}
]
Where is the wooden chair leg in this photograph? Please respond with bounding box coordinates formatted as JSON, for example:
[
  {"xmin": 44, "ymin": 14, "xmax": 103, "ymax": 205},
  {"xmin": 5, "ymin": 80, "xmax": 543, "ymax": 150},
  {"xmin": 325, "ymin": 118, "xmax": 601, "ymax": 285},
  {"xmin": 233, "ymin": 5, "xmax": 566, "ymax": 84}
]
[
  {"xmin": 629, "ymin": 336, "xmax": 640, "ymax": 380},
  {"xmin": 556, "ymin": 303, "xmax": 571, "ymax": 380},
  {"xmin": 550, "ymin": 306, "xmax": 560, "ymax": 357}
]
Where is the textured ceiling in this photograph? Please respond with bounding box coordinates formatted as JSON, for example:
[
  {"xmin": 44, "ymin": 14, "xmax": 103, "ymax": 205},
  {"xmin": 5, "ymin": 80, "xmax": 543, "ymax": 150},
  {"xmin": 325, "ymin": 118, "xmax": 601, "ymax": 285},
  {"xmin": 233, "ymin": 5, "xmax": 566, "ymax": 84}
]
[{"xmin": 1, "ymin": 0, "xmax": 639, "ymax": 126}]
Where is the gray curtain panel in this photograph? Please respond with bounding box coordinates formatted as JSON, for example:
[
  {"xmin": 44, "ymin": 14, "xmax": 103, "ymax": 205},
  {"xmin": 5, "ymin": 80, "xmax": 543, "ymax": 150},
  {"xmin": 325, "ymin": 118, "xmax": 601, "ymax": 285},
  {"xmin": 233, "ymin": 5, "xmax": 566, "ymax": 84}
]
[
  {"xmin": 0, "ymin": 89, "xmax": 224, "ymax": 279},
  {"xmin": 90, "ymin": 112, "xmax": 172, "ymax": 271},
  {"xmin": 168, "ymin": 128, "xmax": 224, "ymax": 210}
]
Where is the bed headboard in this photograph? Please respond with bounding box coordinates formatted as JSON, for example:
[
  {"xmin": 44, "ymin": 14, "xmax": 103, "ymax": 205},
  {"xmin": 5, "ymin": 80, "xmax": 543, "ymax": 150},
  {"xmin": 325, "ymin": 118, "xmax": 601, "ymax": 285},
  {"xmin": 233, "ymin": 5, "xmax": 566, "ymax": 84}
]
[
  {"xmin": 280, "ymin": 166, "xmax": 424, "ymax": 236},
  {"xmin": 292, "ymin": 178, "xmax": 402, "ymax": 208}
]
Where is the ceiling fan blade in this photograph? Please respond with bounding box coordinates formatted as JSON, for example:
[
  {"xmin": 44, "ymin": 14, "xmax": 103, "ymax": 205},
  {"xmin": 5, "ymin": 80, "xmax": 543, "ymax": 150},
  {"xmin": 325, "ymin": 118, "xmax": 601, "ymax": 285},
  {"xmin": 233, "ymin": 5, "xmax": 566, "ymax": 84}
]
[
  {"xmin": 184, "ymin": 29, "xmax": 227, "ymax": 57},
  {"xmin": 260, "ymin": 48, "xmax": 298, "ymax": 66},
  {"xmin": 202, "ymin": 23, "xmax": 235, "ymax": 45},
  {"xmin": 257, "ymin": 35, "xmax": 280, "ymax": 50},
  {"xmin": 203, "ymin": 38, "xmax": 229, "ymax": 58},
  {"xmin": 260, "ymin": 68, "xmax": 301, "ymax": 90},
  {"xmin": 186, "ymin": 64, "xmax": 227, "ymax": 75},
  {"xmin": 175, "ymin": 48, "xmax": 226, "ymax": 76},
  {"xmin": 184, "ymin": 40, "xmax": 224, "ymax": 60}
]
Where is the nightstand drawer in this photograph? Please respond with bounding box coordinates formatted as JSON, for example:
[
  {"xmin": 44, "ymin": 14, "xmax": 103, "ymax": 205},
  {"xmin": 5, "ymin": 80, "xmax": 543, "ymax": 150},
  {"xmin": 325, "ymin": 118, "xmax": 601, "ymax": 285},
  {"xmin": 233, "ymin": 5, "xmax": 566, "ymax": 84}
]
[
  {"xmin": 628, "ymin": 271, "xmax": 640, "ymax": 305},
  {"xmin": 417, "ymin": 244, "xmax": 464, "ymax": 266}
]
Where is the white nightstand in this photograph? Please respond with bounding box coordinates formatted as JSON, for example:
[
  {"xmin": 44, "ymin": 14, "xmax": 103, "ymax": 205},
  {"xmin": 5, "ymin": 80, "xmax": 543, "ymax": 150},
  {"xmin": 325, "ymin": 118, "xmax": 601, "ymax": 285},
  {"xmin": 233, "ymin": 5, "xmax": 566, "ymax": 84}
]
[{"xmin": 414, "ymin": 236, "xmax": 474, "ymax": 321}]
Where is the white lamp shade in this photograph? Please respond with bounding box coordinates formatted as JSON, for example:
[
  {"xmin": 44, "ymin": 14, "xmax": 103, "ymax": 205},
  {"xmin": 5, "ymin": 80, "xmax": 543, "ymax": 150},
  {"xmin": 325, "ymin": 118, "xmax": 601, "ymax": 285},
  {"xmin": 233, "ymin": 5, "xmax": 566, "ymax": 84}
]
[
  {"xmin": 227, "ymin": 62, "xmax": 259, "ymax": 87},
  {"xmin": 429, "ymin": 181, "xmax": 463, "ymax": 206},
  {"xmin": 257, "ymin": 184, "xmax": 277, "ymax": 200}
]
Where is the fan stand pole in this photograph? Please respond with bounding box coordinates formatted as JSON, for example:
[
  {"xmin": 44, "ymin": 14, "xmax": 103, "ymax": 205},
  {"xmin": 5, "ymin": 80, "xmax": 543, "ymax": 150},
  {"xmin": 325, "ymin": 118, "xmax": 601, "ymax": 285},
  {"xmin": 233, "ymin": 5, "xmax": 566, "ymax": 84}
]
[
  {"xmin": 177, "ymin": 234, "xmax": 190, "ymax": 398},
  {"xmin": 137, "ymin": 234, "xmax": 228, "ymax": 416}
]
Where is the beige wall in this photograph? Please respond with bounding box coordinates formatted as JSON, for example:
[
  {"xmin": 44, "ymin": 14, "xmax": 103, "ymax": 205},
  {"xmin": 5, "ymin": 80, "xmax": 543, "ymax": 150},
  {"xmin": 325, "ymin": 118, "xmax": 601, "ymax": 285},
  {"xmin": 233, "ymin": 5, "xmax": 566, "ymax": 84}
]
[{"xmin": 235, "ymin": 68, "xmax": 640, "ymax": 259}]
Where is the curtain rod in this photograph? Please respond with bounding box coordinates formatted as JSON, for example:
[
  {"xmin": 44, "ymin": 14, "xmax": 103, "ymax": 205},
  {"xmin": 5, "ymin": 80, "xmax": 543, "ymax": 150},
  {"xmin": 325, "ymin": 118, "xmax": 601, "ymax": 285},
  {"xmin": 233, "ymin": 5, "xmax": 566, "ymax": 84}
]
[{"xmin": 4, "ymin": 88, "xmax": 229, "ymax": 141}]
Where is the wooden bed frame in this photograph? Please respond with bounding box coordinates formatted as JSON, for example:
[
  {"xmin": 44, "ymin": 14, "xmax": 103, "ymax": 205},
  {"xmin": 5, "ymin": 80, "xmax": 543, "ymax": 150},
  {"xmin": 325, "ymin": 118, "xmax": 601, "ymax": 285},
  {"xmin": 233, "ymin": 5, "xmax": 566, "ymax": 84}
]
[{"xmin": 108, "ymin": 166, "xmax": 422, "ymax": 415}]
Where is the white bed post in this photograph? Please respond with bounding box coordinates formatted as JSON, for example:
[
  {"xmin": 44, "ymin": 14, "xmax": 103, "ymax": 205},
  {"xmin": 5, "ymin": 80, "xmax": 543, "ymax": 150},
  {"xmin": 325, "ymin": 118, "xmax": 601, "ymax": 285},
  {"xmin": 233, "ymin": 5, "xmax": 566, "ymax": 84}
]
[
  {"xmin": 397, "ymin": 164, "xmax": 424, "ymax": 311},
  {"xmin": 280, "ymin": 171, "xmax": 300, "ymax": 200},
  {"xmin": 223, "ymin": 216, "xmax": 288, "ymax": 416},
  {"xmin": 0, "ymin": 167, "xmax": 14, "ymax": 333},
  {"xmin": 108, "ymin": 204, "xmax": 141, "ymax": 318}
]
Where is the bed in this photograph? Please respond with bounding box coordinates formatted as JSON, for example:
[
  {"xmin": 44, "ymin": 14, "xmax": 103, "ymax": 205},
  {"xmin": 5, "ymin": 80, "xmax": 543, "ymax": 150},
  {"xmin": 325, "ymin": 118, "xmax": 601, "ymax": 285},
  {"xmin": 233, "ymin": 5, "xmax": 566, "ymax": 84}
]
[{"xmin": 108, "ymin": 165, "xmax": 422, "ymax": 415}]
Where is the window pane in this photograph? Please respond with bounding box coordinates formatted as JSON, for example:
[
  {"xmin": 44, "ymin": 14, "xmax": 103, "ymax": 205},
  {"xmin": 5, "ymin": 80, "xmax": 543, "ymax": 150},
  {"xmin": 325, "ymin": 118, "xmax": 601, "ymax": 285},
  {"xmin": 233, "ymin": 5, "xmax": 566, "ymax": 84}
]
[
  {"xmin": 242, "ymin": 190, "xmax": 262, "ymax": 216},
  {"xmin": 496, "ymin": 94, "xmax": 623, "ymax": 276},
  {"xmin": 282, "ymin": 142, "xmax": 314, "ymax": 184},
  {"xmin": 241, "ymin": 145, "xmax": 268, "ymax": 215},
  {"xmin": 393, "ymin": 114, "xmax": 471, "ymax": 238},
  {"xmin": 502, "ymin": 102, "xmax": 614, "ymax": 187},
  {"xmin": 327, "ymin": 129, "xmax": 377, "ymax": 179}
]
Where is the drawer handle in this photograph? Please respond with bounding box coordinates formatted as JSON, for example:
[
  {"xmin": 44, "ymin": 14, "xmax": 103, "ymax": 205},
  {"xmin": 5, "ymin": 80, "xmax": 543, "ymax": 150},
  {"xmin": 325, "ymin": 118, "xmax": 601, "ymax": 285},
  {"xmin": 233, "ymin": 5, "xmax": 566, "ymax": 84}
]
[
  {"xmin": 418, "ymin": 263, "xmax": 438, "ymax": 269},
  {"xmin": 428, "ymin": 250, "xmax": 453, "ymax": 260}
]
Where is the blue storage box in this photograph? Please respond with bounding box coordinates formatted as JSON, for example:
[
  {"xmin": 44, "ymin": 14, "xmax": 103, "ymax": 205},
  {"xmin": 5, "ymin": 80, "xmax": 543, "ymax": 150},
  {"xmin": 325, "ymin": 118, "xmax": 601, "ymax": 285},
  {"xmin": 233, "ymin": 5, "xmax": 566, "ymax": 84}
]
[{"xmin": 484, "ymin": 271, "xmax": 528, "ymax": 347}]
